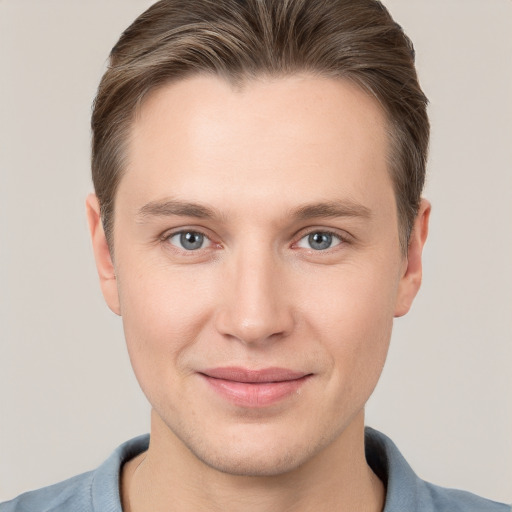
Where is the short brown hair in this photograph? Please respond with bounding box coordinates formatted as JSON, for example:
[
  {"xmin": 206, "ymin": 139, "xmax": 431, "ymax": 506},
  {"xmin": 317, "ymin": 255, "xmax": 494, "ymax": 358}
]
[{"xmin": 92, "ymin": 0, "xmax": 429, "ymax": 252}]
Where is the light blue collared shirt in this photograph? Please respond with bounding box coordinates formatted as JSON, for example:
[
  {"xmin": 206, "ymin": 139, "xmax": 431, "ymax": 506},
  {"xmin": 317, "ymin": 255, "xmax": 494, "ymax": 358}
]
[{"xmin": 1, "ymin": 428, "xmax": 510, "ymax": 511}]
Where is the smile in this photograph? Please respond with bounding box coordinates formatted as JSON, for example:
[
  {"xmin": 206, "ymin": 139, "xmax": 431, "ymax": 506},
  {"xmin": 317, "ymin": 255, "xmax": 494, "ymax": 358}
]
[{"xmin": 199, "ymin": 367, "xmax": 313, "ymax": 407}]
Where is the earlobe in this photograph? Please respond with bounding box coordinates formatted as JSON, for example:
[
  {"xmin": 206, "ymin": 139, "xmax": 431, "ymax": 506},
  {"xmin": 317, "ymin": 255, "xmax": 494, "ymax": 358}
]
[
  {"xmin": 394, "ymin": 199, "xmax": 431, "ymax": 318},
  {"xmin": 85, "ymin": 194, "xmax": 121, "ymax": 316}
]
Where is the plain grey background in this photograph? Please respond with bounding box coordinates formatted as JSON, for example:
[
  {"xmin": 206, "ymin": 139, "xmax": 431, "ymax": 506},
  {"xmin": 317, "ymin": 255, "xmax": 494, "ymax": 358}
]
[{"xmin": 1, "ymin": 0, "xmax": 511, "ymax": 504}]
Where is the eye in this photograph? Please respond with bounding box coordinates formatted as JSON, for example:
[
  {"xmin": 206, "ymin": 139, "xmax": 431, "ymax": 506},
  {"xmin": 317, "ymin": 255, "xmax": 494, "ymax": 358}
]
[
  {"xmin": 167, "ymin": 231, "xmax": 211, "ymax": 251},
  {"xmin": 296, "ymin": 231, "xmax": 342, "ymax": 251}
]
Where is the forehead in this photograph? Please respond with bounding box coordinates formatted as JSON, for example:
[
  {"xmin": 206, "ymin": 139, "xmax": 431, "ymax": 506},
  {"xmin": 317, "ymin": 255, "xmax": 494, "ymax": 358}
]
[{"xmin": 120, "ymin": 74, "xmax": 393, "ymax": 218}]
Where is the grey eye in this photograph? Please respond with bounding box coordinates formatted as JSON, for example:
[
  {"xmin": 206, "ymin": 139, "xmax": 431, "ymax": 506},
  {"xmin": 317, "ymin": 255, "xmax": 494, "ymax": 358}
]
[
  {"xmin": 297, "ymin": 232, "xmax": 342, "ymax": 251},
  {"xmin": 168, "ymin": 231, "xmax": 209, "ymax": 250},
  {"xmin": 309, "ymin": 232, "xmax": 332, "ymax": 250}
]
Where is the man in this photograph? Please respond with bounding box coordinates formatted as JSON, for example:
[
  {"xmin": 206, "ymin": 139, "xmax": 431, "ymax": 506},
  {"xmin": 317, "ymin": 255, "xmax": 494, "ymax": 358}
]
[{"xmin": 1, "ymin": 1, "xmax": 509, "ymax": 511}]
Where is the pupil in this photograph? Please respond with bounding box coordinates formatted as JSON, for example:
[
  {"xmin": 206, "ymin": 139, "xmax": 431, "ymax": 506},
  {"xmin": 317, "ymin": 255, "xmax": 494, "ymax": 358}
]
[
  {"xmin": 181, "ymin": 232, "xmax": 203, "ymax": 250},
  {"xmin": 309, "ymin": 232, "xmax": 332, "ymax": 250}
]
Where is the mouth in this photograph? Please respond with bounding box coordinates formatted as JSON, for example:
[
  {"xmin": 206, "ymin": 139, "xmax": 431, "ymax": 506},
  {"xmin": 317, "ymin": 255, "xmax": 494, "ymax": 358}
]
[{"xmin": 199, "ymin": 367, "xmax": 313, "ymax": 407}]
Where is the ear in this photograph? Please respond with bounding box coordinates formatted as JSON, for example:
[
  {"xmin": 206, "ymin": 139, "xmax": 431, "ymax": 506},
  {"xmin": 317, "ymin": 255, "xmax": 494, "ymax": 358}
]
[
  {"xmin": 86, "ymin": 194, "xmax": 121, "ymax": 316},
  {"xmin": 394, "ymin": 198, "xmax": 431, "ymax": 317}
]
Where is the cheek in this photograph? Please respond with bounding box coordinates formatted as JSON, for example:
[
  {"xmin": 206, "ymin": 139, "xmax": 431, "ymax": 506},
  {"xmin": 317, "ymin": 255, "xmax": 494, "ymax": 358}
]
[
  {"xmin": 301, "ymin": 263, "xmax": 398, "ymax": 393},
  {"xmin": 317, "ymin": 290, "xmax": 393, "ymax": 373},
  {"xmin": 302, "ymin": 257, "xmax": 399, "ymax": 332},
  {"xmin": 116, "ymin": 263, "xmax": 216, "ymax": 387}
]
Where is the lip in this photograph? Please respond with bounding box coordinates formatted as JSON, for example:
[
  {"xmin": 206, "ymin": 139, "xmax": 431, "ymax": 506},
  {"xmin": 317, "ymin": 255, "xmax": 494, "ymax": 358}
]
[{"xmin": 199, "ymin": 367, "xmax": 312, "ymax": 407}]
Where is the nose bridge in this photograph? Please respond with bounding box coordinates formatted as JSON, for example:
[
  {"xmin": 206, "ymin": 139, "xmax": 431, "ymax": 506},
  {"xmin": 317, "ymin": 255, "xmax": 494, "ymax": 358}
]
[{"xmin": 215, "ymin": 241, "xmax": 293, "ymax": 345}]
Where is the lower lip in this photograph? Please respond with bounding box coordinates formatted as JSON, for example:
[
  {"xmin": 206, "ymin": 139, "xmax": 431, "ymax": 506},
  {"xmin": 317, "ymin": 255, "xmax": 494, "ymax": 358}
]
[{"xmin": 200, "ymin": 374, "xmax": 311, "ymax": 407}]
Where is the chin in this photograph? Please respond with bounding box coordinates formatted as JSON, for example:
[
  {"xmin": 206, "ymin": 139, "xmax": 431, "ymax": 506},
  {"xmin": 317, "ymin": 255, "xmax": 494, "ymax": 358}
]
[
  {"xmin": 190, "ymin": 441, "xmax": 316, "ymax": 477},
  {"xmin": 174, "ymin": 419, "xmax": 339, "ymax": 478}
]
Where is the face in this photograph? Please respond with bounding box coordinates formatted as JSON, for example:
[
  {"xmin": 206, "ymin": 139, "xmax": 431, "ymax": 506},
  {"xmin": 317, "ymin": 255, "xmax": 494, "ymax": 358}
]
[{"xmin": 88, "ymin": 74, "xmax": 428, "ymax": 476}]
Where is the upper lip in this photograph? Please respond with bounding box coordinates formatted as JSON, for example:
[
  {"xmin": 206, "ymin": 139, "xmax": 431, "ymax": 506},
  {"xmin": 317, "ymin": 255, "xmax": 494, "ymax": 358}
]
[{"xmin": 200, "ymin": 367, "xmax": 311, "ymax": 383}]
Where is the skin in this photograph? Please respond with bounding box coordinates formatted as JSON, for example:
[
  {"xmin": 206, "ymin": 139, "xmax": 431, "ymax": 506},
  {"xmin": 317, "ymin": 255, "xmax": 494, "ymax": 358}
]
[{"xmin": 87, "ymin": 74, "xmax": 430, "ymax": 512}]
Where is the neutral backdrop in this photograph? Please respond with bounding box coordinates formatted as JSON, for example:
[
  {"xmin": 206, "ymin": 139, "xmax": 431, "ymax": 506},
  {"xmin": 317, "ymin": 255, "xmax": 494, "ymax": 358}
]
[{"xmin": 1, "ymin": 0, "xmax": 511, "ymax": 504}]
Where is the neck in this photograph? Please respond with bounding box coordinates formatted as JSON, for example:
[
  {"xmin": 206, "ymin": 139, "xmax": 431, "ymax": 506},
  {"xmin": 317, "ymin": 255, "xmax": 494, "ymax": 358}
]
[{"xmin": 121, "ymin": 410, "xmax": 384, "ymax": 512}]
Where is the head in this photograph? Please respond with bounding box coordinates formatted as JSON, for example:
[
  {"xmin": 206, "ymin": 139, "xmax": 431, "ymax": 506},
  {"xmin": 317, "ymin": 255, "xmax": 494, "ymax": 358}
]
[{"xmin": 87, "ymin": 0, "xmax": 430, "ymax": 477}]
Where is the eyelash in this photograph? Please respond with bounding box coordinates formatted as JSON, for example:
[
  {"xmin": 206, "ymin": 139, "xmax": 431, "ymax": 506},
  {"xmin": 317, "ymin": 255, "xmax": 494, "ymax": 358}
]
[{"xmin": 161, "ymin": 228, "xmax": 348, "ymax": 254}]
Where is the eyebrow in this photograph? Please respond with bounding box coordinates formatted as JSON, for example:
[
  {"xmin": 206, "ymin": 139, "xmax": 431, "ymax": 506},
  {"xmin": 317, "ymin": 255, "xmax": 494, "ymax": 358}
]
[
  {"xmin": 291, "ymin": 200, "xmax": 372, "ymax": 221},
  {"xmin": 136, "ymin": 198, "xmax": 371, "ymax": 222},
  {"xmin": 137, "ymin": 199, "xmax": 220, "ymax": 221}
]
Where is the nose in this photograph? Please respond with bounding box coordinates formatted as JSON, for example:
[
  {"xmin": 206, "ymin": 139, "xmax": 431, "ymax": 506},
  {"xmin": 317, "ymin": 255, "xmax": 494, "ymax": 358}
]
[{"xmin": 214, "ymin": 246, "xmax": 295, "ymax": 346}]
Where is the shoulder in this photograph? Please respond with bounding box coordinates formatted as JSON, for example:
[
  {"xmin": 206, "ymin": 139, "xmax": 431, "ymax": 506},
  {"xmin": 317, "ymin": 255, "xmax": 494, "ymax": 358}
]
[
  {"xmin": 0, "ymin": 434, "xmax": 150, "ymax": 512},
  {"xmin": 0, "ymin": 471, "xmax": 94, "ymax": 512},
  {"xmin": 420, "ymin": 481, "xmax": 511, "ymax": 512},
  {"xmin": 365, "ymin": 427, "xmax": 511, "ymax": 512}
]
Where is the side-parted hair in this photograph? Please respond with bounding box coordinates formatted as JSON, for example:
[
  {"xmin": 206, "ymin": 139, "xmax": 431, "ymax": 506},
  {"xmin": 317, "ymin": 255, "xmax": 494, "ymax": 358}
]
[{"xmin": 92, "ymin": 0, "xmax": 429, "ymax": 252}]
